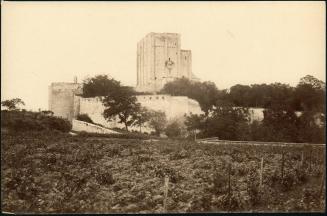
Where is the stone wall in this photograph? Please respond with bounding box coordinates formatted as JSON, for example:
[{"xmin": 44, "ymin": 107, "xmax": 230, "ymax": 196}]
[
  {"xmin": 136, "ymin": 94, "xmax": 202, "ymax": 119},
  {"xmin": 78, "ymin": 94, "xmax": 203, "ymax": 132}
]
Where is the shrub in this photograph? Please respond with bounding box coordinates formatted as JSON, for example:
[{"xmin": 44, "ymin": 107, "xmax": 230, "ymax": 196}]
[
  {"xmin": 246, "ymin": 169, "xmax": 261, "ymax": 206},
  {"xmin": 211, "ymin": 172, "xmax": 228, "ymax": 195},
  {"xmin": 76, "ymin": 114, "xmax": 94, "ymax": 124},
  {"xmin": 214, "ymin": 192, "xmax": 244, "ymax": 211},
  {"xmin": 165, "ymin": 121, "xmax": 182, "ymax": 138},
  {"xmin": 43, "ymin": 116, "xmax": 72, "ymax": 132},
  {"xmin": 95, "ymin": 170, "xmax": 115, "ymax": 185}
]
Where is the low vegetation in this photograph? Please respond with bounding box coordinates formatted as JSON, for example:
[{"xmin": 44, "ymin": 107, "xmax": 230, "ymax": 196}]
[
  {"xmin": 1, "ymin": 131, "xmax": 324, "ymax": 213},
  {"xmin": 1, "ymin": 110, "xmax": 71, "ymax": 133}
]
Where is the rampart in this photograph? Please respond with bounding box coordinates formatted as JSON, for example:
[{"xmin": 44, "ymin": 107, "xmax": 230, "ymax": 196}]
[{"xmin": 77, "ymin": 94, "xmax": 203, "ymax": 131}]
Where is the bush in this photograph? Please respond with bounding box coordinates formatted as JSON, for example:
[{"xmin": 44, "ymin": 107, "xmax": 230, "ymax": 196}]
[
  {"xmin": 77, "ymin": 114, "xmax": 94, "ymax": 124},
  {"xmin": 43, "ymin": 117, "xmax": 72, "ymax": 132},
  {"xmin": 165, "ymin": 121, "xmax": 182, "ymax": 138}
]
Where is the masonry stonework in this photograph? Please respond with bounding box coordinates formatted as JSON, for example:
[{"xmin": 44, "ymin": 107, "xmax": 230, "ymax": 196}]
[
  {"xmin": 48, "ymin": 82, "xmax": 81, "ymax": 121},
  {"xmin": 136, "ymin": 32, "xmax": 199, "ymax": 93}
]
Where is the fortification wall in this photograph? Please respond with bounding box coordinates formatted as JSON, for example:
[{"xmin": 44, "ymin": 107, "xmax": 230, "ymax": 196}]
[
  {"xmin": 78, "ymin": 94, "xmax": 202, "ymax": 132},
  {"xmin": 136, "ymin": 94, "xmax": 202, "ymax": 119}
]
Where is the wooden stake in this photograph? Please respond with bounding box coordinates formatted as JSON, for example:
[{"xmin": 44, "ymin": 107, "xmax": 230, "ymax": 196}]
[
  {"xmin": 319, "ymin": 169, "xmax": 325, "ymax": 199},
  {"xmin": 163, "ymin": 176, "xmax": 169, "ymax": 213},
  {"xmin": 309, "ymin": 149, "xmax": 312, "ymax": 172},
  {"xmin": 228, "ymin": 162, "xmax": 231, "ymax": 212},
  {"xmin": 281, "ymin": 152, "xmax": 284, "ymax": 180},
  {"xmin": 259, "ymin": 157, "xmax": 264, "ymax": 190},
  {"xmin": 319, "ymin": 150, "xmax": 326, "ymax": 199}
]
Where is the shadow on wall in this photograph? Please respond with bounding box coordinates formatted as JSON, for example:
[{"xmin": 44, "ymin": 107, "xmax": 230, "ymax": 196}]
[{"xmin": 72, "ymin": 119, "xmax": 120, "ymax": 134}]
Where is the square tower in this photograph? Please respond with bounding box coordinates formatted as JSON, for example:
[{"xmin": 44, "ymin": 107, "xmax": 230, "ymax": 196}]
[{"xmin": 136, "ymin": 32, "xmax": 195, "ymax": 93}]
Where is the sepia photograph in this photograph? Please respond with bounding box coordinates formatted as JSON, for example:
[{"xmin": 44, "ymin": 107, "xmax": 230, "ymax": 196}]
[{"xmin": 1, "ymin": 1, "xmax": 326, "ymax": 213}]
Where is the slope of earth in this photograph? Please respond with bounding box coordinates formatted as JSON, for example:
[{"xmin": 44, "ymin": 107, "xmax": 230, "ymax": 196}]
[{"xmin": 1, "ymin": 131, "xmax": 325, "ymax": 213}]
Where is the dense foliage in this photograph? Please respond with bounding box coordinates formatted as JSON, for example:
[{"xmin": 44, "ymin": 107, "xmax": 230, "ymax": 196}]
[
  {"xmin": 81, "ymin": 75, "xmax": 121, "ymax": 98},
  {"xmin": 1, "ymin": 98, "xmax": 25, "ymax": 111},
  {"xmin": 161, "ymin": 75, "xmax": 325, "ymax": 112},
  {"xmin": 185, "ymin": 107, "xmax": 325, "ymax": 144},
  {"xmin": 1, "ymin": 110, "xmax": 72, "ymax": 133},
  {"xmin": 165, "ymin": 75, "xmax": 325, "ymax": 143},
  {"xmin": 2, "ymin": 132, "xmax": 324, "ymax": 213},
  {"xmin": 185, "ymin": 106, "xmax": 251, "ymax": 141}
]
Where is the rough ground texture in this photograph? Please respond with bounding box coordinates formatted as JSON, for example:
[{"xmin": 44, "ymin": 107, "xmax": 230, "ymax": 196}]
[{"xmin": 1, "ymin": 131, "xmax": 325, "ymax": 213}]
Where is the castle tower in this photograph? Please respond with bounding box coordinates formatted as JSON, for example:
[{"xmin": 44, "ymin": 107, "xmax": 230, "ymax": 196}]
[
  {"xmin": 136, "ymin": 32, "xmax": 197, "ymax": 93},
  {"xmin": 48, "ymin": 78, "xmax": 82, "ymax": 121}
]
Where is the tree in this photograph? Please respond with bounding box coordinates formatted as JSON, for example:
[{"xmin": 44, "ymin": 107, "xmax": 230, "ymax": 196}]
[
  {"xmin": 293, "ymin": 75, "xmax": 325, "ymax": 112},
  {"xmin": 132, "ymin": 107, "xmax": 151, "ymax": 133},
  {"xmin": 204, "ymin": 105, "xmax": 251, "ymax": 140},
  {"xmin": 185, "ymin": 113, "xmax": 206, "ymax": 132},
  {"xmin": 299, "ymin": 75, "xmax": 325, "ymax": 90},
  {"xmin": 102, "ymin": 85, "xmax": 141, "ymax": 131},
  {"xmin": 229, "ymin": 84, "xmax": 251, "ymax": 107},
  {"xmin": 82, "ymin": 74, "xmax": 121, "ymax": 97},
  {"xmin": 1, "ymin": 98, "xmax": 25, "ymax": 111},
  {"xmin": 196, "ymin": 81, "xmax": 220, "ymax": 115},
  {"xmin": 297, "ymin": 111, "xmax": 325, "ymax": 143},
  {"xmin": 148, "ymin": 110, "xmax": 167, "ymax": 136}
]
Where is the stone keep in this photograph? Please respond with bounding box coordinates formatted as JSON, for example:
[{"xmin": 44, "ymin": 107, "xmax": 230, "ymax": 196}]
[{"xmin": 136, "ymin": 32, "xmax": 199, "ymax": 93}]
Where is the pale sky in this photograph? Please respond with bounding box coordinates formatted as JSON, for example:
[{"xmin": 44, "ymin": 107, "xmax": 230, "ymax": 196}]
[{"xmin": 1, "ymin": 1, "xmax": 325, "ymax": 111}]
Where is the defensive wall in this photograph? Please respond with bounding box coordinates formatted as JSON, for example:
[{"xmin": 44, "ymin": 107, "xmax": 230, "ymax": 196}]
[
  {"xmin": 77, "ymin": 94, "xmax": 203, "ymax": 132},
  {"xmin": 49, "ymin": 82, "xmax": 321, "ymax": 132}
]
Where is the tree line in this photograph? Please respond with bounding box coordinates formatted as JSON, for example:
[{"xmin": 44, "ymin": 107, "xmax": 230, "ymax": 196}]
[
  {"xmin": 160, "ymin": 75, "xmax": 325, "ymax": 143},
  {"xmin": 160, "ymin": 75, "xmax": 325, "ymax": 113}
]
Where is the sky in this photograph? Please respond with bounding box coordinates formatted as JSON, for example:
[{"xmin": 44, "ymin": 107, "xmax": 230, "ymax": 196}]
[{"xmin": 1, "ymin": 1, "xmax": 325, "ymax": 111}]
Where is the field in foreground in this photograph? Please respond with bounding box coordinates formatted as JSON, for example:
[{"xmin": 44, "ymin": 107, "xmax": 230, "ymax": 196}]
[{"xmin": 1, "ymin": 131, "xmax": 325, "ymax": 213}]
